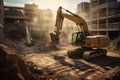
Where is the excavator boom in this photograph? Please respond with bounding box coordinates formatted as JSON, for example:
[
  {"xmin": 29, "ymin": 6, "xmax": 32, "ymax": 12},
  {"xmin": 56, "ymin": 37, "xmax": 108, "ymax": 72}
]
[{"xmin": 55, "ymin": 7, "xmax": 89, "ymax": 36}]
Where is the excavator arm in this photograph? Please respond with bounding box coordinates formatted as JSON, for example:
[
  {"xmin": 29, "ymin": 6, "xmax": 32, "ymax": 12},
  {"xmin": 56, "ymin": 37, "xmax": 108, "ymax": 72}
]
[
  {"xmin": 50, "ymin": 7, "xmax": 89, "ymax": 44},
  {"xmin": 55, "ymin": 7, "xmax": 89, "ymax": 35}
]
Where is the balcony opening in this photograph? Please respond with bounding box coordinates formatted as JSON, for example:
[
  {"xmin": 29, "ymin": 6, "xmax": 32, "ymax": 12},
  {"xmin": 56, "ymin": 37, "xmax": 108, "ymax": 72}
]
[
  {"xmin": 108, "ymin": 7, "xmax": 120, "ymax": 16},
  {"xmin": 91, "ymin": 21, "xmax": 97, "ymax": 29},
  {"xmin": 91, "ymin": 10, "xmax": 97, "ymax": 19},
  {"xmin": 91, "ymin": 0, "xmax": 98, "ymax": 7},
  {"xmin": 109, "ymin": 31, "xmax": 119, "ymax": 40},
  {"xmin": 99, "ymin": 31, "xmax": 106, "ymax": 35},
  {"xmin": 108, "ymin": 17, "xmax": 120, "ymax": 29},
  {"xmin": 99, "ymin": 8, "xmax": 106, "ymax": 17},
  {"xmin": 99, "ymin": 0, "xmax": 106, "ymax": 5},
  {"xmin": 99, "ymin": 19, "xmax": 106, "ymax": 29},
  {"xmin": 108, "ymin": 0, "xmax": 117, "ymax": 2}
]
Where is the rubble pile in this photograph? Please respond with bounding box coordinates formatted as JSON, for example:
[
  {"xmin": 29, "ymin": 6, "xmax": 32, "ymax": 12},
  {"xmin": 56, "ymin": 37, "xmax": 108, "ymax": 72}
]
[
  {"xmin": 105, "ymin": 66, "xmax": 120, "ymax": 80},
  {"xmin": 108, "ymin": 36, "xmax": 120, "ymax": 52},
  {"xmin": 19, "ymin": 54, "xmax": 120, "ymax": 80},
  {"xmin": 20, "ymin": 60, "xmax": 73, "ymax": 80},
  {"xmin": 16, "ymin": 39, "xmax": 59, "ymax": 54},
  {"xmin": 0, "ymin": 44, "xmax": 24, "ymax": 80}
]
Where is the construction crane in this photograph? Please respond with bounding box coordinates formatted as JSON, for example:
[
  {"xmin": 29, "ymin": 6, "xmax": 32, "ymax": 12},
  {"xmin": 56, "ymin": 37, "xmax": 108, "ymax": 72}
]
[{"xmin": 50, "ymin": 7, "xmax": 110, "ymax": 60}]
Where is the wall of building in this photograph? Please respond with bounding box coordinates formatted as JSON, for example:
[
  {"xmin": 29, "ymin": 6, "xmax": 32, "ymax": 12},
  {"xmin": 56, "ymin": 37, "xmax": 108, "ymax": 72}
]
[
  {"xmin": 24, "ymin": 3, "xmax": 38, "ymax": 21},
  {"xmin": 0, "ymin": 0, "xmax": 4, "ymax": 25},
  {"xmin": 77, "ymin": 2, "xmax": 91, "ymax": 29},
  {"xmin": 90, "ymin": 0, "xmax": 120, "ymax": 39},
  {"xmin": 77, "ymin": 0, "xmax": 120, "ymax": 39}
]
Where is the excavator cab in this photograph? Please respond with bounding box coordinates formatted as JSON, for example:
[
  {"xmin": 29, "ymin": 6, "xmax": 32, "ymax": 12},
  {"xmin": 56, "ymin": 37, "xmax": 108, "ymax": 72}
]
[{"xmin": 71, "ymin": 31, "xmax": 85, "ymax": 46}]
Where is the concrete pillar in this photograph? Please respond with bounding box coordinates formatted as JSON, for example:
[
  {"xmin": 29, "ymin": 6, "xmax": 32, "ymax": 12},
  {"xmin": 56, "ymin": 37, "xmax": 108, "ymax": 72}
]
[
  {"xmin": 0, "ymin": 0, "xmax": 4, "ymax": 40},
  {"xmin": 106, "ymin": 5, "xmax": 109, "ymax": 35},
  {"xmin": 106, "ymin": 18, "xmax": 109, "ymax": 35},
  {"xmin": 97, "ymin": 0, "xmax": 99, "ymax": 35},
  {"xmin": 0, "ymin": 0, "xmax": 4, "ymax": 25}
]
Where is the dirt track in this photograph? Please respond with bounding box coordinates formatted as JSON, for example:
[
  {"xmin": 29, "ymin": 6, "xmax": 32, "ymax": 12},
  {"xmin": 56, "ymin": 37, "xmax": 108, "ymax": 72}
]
[{"xmin": 19, "ymin": 45, "xmax": 120, "ymax": 80}]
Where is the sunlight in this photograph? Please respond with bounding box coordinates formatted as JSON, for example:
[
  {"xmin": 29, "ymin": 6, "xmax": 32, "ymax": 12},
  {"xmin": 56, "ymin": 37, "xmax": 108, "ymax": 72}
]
[
  {"xmin": 4, "ymin": 0, "xmax": 76, "ymax": 12},
  {"xmin": 34, "ymin": 0, "xmax": 76, "ymax": 12}
]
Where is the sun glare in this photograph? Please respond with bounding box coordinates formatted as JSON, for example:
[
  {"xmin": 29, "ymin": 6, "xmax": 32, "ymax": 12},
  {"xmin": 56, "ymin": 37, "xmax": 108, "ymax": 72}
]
[{"xmin": 33, "ymin": 0, "xmax": 76, "ymax": 12}]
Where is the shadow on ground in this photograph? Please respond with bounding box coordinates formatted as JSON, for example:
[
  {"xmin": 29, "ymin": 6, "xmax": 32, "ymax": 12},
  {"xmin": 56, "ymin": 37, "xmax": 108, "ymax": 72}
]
[
  {"xmin": 53, "ymin": 56, "xmax": 94, "ymax": 72},
  {"xmin": 88, "ymin": 56, "xmax": 120, "ymax": 68},
  {"xmin": 53, "ymin": 55, "xmax": 120, "ymax": 72}
]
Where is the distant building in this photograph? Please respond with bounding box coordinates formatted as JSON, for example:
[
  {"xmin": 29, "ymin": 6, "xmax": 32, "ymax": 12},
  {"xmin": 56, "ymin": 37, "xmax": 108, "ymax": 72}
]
[
  {"xmin": 77, "ymin": 2, "xmax": 90, "ymax": 13},
  {"xmin": 90, "ymin": 0, "xmax": 120, "ymax": 39},
  {"xmin": 24, "ymin": 3, "xmax": 38, "ymax": 21},
  {"xmin": 33, "ymin": 9, "xmax": 54, "ymax": 31},
  {"xmin": 77, "ymin": 2, "xmax": 90, "ymax": 29},
  {"xmin": 4, "ymin": 6, "xmax": 27, "ymax": 40},
  {"xmin": 30, "ymin": 9, "xmax": 54, "ymax": 42},
  {"xmin": 4, "ymin": 6, "xmax": 26, "ymax": 21}
]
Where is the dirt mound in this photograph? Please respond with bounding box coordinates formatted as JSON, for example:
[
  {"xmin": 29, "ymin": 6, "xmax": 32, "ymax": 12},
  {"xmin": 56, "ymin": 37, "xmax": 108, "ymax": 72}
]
[{"xmin": 108, "ymin": 36, "xmax": 120, "ymax": 51}]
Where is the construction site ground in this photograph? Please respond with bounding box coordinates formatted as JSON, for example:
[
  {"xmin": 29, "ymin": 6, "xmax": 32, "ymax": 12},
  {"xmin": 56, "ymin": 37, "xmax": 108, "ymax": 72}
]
[{"xmin": 18, "ymin": 43, "xmax": 120, "ymax": 80}]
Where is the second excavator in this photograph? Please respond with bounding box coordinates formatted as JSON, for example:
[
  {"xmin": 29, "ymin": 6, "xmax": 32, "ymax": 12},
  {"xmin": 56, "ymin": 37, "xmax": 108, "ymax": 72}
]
[{"xmin": 50, "ymin": 7, "xmax": 110, "ymax": 60}]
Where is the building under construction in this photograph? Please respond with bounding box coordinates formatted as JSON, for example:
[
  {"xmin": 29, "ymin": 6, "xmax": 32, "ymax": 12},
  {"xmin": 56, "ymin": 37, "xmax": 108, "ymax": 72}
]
[
  {"xmin": 77, "ymin": 2, "xmax": 90, "ymax": 29},
  {"xmin": 91, "ymin": 0, "xmax": 120, "ymax": 39},
  {"xmin": 77, "ymin": 0, "xmax": 120, "ymax": 39}
]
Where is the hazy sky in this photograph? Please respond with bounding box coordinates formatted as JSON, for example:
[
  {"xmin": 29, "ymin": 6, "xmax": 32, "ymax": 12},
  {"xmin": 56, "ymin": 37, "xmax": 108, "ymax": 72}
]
[{"xmin": 4, "ymin": 0, "xmax": 90, "ymax": 12}]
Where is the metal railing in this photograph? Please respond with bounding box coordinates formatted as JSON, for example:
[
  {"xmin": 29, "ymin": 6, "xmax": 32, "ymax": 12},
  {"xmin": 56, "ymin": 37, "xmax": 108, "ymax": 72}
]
[
  {"xmin": 108, "ymin": 24, "xmax": 120, "ymax": 29},
  {"xmin": 91, "ymin": 3, "xmax": 97, "ymax": 7},
  {"xmin": 99, "ymin": 0, "xmax": 106, "ymax": 5},
  {"xmin": 99, "ymin": 12, "xmax": 106, "ymax": 17},
  {"xmin": 108, "ymin": 10, "xmax": 120, "ymax": 16},
  {"xmin": 92, "ymin": 14, "xmax": 97, "ymax": 19},
  {"xmin": 99, "ymin": 24, "xmax": 106, "ymax": 29},
  {"xmin": 91, "ymin": 24, "xmax": 120, "ymax": 31}
]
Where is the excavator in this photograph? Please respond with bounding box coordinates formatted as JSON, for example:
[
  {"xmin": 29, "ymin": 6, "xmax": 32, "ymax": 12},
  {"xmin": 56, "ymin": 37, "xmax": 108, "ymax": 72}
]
[{"xmin": 50, "ymin": 7, "xmax": 110, "ymax": 60}]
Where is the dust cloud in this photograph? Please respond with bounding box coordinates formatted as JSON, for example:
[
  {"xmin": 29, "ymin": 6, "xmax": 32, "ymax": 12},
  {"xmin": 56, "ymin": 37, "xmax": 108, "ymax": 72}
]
[
  {"xmin": 16, "ymin": 9, "xmax": 80, "ymax": 53},
  {"xmin": 30, "ymin": 9, "xmax": 79, "ymax": 45}
]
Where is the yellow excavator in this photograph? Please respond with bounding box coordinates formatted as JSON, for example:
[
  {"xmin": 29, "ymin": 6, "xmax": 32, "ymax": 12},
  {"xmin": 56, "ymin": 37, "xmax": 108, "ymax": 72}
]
[{"xmin": 50, "ymin": 7, "xmax": 110, "ymax": 60}]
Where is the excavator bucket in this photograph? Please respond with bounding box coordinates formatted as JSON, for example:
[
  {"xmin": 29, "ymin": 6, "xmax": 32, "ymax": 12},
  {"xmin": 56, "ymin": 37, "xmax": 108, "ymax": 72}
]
[{"xmin": 50, "ymin": 33, "xmax": 59, "ymax": 44}]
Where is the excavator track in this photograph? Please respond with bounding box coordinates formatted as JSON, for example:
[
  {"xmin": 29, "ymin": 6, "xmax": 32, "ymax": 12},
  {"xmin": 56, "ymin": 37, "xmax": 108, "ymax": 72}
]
[
  {"xmin": 20, "ymin": 48, "xmax": 120, "ymax": 80},
  {"xmin": 83, "ymin": 49, "xmax": 107, "ymax": 60},
  {"xmin": 67, "ymin": 48, "xmax": 107, "ymax": 60},
  {"xmin": 67, "ymin": 48, "xmax": 83, "ymax": 58}
]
